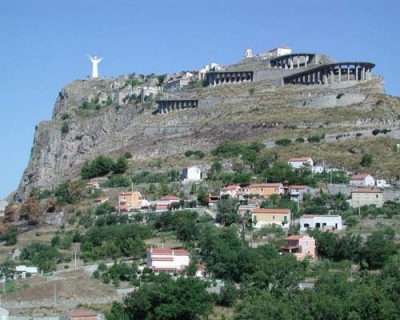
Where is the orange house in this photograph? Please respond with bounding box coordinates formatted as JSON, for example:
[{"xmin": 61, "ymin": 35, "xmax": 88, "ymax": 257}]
[
  {"xmin": 118, "ymin": 191, "xmax": 149, "ymax": 211},
  {"xmin": 249, "ymin": 183, "xmax": 284, "ymax": 198}
]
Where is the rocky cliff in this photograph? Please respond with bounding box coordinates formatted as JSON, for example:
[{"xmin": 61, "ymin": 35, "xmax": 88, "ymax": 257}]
[{"xmin": 15, "ymin": 59, "xmax": 398, "ymax": 201}]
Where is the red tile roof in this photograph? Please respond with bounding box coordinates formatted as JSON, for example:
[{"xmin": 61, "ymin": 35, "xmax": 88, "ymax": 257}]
[
  {"xmin": 351, "ymin": 174, "xmax": 370, "ymax": 180},
  {"xmin": 288, "ymin": 157, "xmax": 311, "ymax": 162},
  {"xmin": 250, "ymin": 183, "xmax": 282, "ymax": 188},
  {"xmin": 147, "ymin": 248, "xmax": 190, "ymax": 256},
  {"xmin": 352, "ymin": 188, "xmax": 382, "ymax": 193},
  {"xmin": 252, "ymin": 208, "xmax": 290, "ymax": 214},
  {"xmin": 286, "ymin": 235, "xmax": 302, "ymax": 240},
  {"xmin": 68, "ymin": 310, "xmax": 97, "ymax": 317},
  {"xmin": 159, "ymin": 195, "xmax": 180, "ymax": 201},
  {"xmin": 290, "ymin": 185, "xmax": 308, "ymax": 189}
]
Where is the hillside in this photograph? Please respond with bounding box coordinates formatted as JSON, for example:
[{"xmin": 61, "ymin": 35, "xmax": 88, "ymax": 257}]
[{"xmin": 15, "ymin": 53, "xmax": 400, "ymax": 201}]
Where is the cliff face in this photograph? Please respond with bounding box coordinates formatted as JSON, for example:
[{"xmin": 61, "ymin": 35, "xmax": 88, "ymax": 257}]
[{"xmin": 15, "ymin": 62, "xmax": 393, "ymax": 201}]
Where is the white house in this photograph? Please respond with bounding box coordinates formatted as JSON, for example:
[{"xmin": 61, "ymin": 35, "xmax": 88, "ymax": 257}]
[
  {"xmin": 146, "ymin": 248, "xmax": 190, "ymax": 274},
  {"xmin": 15, "ymin": 265, "xmax": 38, "ymax": 278},
  {"xmin": 300, "ymin": 215, "xmax": 343, "ymax": 231},
  {"xmin": 181, "ymin": 166, "xmax": 202, "ymax": 184},
  {"xmin": 288, "ymin": 157, "xmax": 313, "ymax": 169},
  {"xmin": 263, "ymin": 46, "xmax": 292, "ymax": 57},
  {"xmin": 0, "ymin": 306, "xmax": 9, "ymax": 320},
  {"xmin": 349, "ymin": 174, "xmax": 375, "ymax": 187},
  {"xmin": 376, "ymin": 179, "xmax": 391, "ymax": 188},
  {"xmin": 0, "ymin": 200, "xmax": 8, "ymax": 217},
  {"xmin": 289, "ymin": 185, "xmax": 312, "ymax": 201}
]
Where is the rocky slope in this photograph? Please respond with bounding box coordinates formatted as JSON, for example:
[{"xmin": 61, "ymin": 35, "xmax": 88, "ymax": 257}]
[{"xmin": 15, "ymin": 58, "xmax": 400, "ymax": 201}]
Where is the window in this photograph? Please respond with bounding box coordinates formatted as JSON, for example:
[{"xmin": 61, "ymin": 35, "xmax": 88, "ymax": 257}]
[
  {"xmin": 376, "ymin": 194, "xmax": 379, "ymax": 198},
  {"xmin": 273, "ymin": 215, "xmax": 275, "ymax": 220}
]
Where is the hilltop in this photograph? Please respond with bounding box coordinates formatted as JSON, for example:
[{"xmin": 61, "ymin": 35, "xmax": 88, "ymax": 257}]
[{"xmin": 15, "ymin": 48, "xmax": 400, "ymax": 201}]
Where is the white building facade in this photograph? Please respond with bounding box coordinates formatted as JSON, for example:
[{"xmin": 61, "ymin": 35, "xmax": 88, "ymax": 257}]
[
  {"xmin": 288, "ymin": 157, "xmax": 313, "ymax": 169},
  {"xmin": 349, "ymin": 174, "xmax": 375, "ymax": 187},
  {"xmin": 300, "ymin": 215, "xmax": 343, "ymax": 231},
  {"xmin": 182, "ymin": 166, "xmax": 202, "ymax": 184},
  {"xmin": 146, "ymin": 248, "xmax": 190, "ymax": 274}
]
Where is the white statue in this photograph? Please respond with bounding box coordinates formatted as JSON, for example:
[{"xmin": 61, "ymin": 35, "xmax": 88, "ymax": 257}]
[{"xmin": 87, "ymin": 55, "xmax": 104, "ymax": 78}]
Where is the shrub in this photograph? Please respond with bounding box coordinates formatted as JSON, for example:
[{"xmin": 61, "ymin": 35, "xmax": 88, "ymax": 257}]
[
  {"xmin": 61, "ymin": 113, "xmax": 70, "ymax": 120},
  {"xmin": 275, "ymin": 139, "xmax": 292, "ymax": 146},
  {"xmin": 295, "ymin": 137, "xmax": 305, "ymax": 143},
  {"xmin": 372, "ymin": 129, "xmax": 381, "ymax": 136},
  {"xmin": 356, "ymin": 133, "xmax": 363, "ymax": 137},
  {"xmin": 336, "ymin": 93, "xmax": 345, "ymax": 99},
  {"xmin": 382, "ymin": 128, "xmax": 391, "ymax": 134},
  {"xmin": 307, "ymin": 135, "xmax": 321, "ymax": 143},
  {"xmin": 61, "ymin": 122, "xmax": 69, "ymax": 135}
]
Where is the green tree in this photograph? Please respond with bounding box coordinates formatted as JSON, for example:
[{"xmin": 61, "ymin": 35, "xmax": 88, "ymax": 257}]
[
  {"xmin": 109, "ymin": 276, "xmax": 213, "ymax": 320},
  {"xmin": 2, "ymin": 226, "xmax": 18, "ymax": 246},
  {"xmin": 360, "ymin": 153, "xmax": 373, "ymax": 167},
  {"xmin": 113, "ymin": 156, "xmax": 128, "ymax": 174}
]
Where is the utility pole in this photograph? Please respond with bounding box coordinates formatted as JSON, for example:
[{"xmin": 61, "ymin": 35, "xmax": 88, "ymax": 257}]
[
  {"xmin": 74, "ymin": 250, "xmax": 77, "ymax": 271},
  {"xmin": 53, "ymin": 282, "xmax": 56, "ymax": 305}
]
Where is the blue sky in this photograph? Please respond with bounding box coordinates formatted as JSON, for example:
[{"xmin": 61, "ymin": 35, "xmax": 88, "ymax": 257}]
[{"xmin": 0, "ymin": 0, "xmax": 399, "ymax": 199}]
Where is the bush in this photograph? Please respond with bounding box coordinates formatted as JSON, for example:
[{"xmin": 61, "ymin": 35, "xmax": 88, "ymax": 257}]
[
  {"xmin": 356, "ymin": 133, "xmax": 363, "ymax": 137},
  {"xmin": 372, "ymin": 129, "xmax": 381, "ymax": 136},
  {"xmin": 307, "ymin": 135, "xmax": 321, "ymax": 143},
  {"xmin": 61, "ymin": 122, "xmax": 69, "ymax": 135},
  {"xmin": 61, "ymin": 113, "xmax": 70, "ymax": 120},
  {"xmin": 295, "ymin": 137, "xmax": 305, "ymax": 143},
  {"xmin": 336, "ymin": 93, "xmax": 345, "ymax": 99},
  {"xmin": 275, "ymin": 139, "xmax": 292, "ymax": 146}
]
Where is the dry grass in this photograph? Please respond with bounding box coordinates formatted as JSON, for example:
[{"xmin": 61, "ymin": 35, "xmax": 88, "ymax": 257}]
[
  {"xmin": 210, "ymin": 306, "xmax": 234, "ymax": 320},
  {"xmin": 2, "ymin": 272, "xmax": 117, "ymax": 303}
]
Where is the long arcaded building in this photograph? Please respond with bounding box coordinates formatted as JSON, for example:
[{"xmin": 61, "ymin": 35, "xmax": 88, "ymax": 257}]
[
  {"xmin": 206, "ymin": 71, "xmax": 253, "ymax": 86},
  {"xmin": 156, "ymin": 99, "xmax": 199, "ymax": 114},
  {"xmin": 282, "ymin": 62, "xmax": 375, "ymax": 85}
]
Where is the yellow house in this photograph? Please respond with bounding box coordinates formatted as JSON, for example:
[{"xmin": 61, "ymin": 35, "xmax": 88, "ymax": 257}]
[
  {"xmin": 249, "ymin": 183, "xmax": 284, "ymax": 198},
  {"xmin": 119, "ymin": 191, "xmax": 148, "ymax": 211},
  {"xmin": 252, "ymin": 208, "xmax": 291, "ymax": 228}
]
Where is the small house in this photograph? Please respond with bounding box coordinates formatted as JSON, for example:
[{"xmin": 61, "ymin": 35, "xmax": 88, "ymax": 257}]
[
  {"xmin": 147, "ymin": 248, "xmax": 190, "ymax": 275},
  {"xmin": 251, "ymin": 208, "xmax": 291, "ymax": 229},
  {"xmin": 249, "ymin": 183, "xmax": 284, "ymax": 199},
  {"xmin": 182, "ymin": 166, "xmax": 202, "ymax": 184},
  {"xmin": 349, "ymin": 174, "xmax": 375, "ymax": 187},
  {"xmin": 288, "ymin": 157, "xmax": 313, "ymax": 169},
  {"xmin": 65, "ymin": 310, "xmax": 98, "ymax": 320},
  {"xmin": 281, "ymin": 235, "xmax": 317, "ymax": 261},
  {"xmin": 300, "ymin": 215, "xmax": 343, "ymax": 231},
  {"xmin": 351, "ymin": 188, "xmax": 383, "ymax": 208}
]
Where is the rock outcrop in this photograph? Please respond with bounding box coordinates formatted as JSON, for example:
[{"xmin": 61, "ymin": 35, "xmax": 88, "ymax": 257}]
[{"xmin": 15, "ymin": 58, "xmax": 395, "ymax": 201}]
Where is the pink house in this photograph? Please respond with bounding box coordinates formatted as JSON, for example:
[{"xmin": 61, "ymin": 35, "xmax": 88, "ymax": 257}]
[
  {"xmin": 220, "ymin": 185, "xmax": 241, "ymax": 198},
  {"xmin": 155, "ymin": 195, "xmax": 180, "ymax": 211},
  {"xmin": 281, "ymin": 235, "xmax": 317, "ymax": 261}
]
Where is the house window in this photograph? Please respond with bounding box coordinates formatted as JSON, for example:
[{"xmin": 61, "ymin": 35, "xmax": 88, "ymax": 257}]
[
  {"xmin": 273, "ymin": 215, "xmax": 275, "ymax": 220},
  {"xmin": 376, "ymin": 194, "xmax": 379, "ymax": 198}
]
